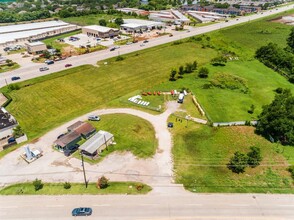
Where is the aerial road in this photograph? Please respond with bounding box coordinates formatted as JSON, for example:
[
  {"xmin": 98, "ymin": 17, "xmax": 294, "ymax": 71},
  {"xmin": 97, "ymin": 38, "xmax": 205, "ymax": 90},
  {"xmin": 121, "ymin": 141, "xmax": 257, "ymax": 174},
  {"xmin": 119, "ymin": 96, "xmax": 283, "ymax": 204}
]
[
  {"xmin": 0, "ymin": 4, "xmax": 293, "ymax": 88},
  {"xmin": 0, "ymin": 194, "xmax": 294, "ymax": 219}
]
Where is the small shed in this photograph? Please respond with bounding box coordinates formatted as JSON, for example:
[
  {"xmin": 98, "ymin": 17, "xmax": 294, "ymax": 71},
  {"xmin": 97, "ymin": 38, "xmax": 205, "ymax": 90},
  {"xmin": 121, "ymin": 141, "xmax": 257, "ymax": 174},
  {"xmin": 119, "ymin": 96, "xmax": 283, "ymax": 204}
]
[
  {"xmin": 79, "ymin": 130, "xmax": 114, "ymax": 158},
  {"xmin": 25, "ymin": 41, "xmax": 47, "ymax": 54}
]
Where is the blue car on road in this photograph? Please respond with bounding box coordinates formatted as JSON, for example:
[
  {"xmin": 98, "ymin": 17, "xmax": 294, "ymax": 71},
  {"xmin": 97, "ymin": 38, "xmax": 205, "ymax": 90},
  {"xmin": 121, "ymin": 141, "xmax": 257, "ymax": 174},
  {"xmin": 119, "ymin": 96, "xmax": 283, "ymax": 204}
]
[{"xmin": 72, "ymin": 207, "xmax": 92, "ymax": 216}]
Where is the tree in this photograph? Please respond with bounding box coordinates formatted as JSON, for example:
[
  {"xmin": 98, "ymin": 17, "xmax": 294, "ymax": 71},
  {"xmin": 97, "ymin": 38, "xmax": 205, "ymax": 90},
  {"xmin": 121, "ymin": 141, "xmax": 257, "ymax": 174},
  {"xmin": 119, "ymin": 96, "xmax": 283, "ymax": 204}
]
[
  {"xmin": 33, "ymin": 178, "xmax": 43, "ymax": 191},
  {"xmin": 247, "ymin": 146, "xmax": 262, "ymax": 168},
  {"xmin": 99, "ymin": 19, "xmax": 107, "ymax": 26},
  {"xmin": 198, "ymin": 67, "xmax": 209, "ymax": 78},
  {"xmin": 114, "ymin": 17, "xmax": 124, "ymax": 26},
  {"xmin": 192, "ymin": 60, "xmax": 198, "ymax": 70},
  {"xmin": 97, "ymin": 176, "xmax": 109, "ymax": 189},
  {"xmin": 178, "ymin": 65, "xmax": 184, "ymax": 76},
  {"xmin": 247, "ymin": 104, "xmax": 255, "ymax": 114},
  {"xmin": 169, "ymin": 68, "xmax": 177, "ymax": 81},
  {"xmin": 13, "ymin": 125, "xmax": 24, "ymax": 138},
  {"xmin": 227, "ymin": 151, "xmax": 248, "ymax": 174},
  {"xmin": 184, "ymin": 63, "xmax": 193, "ymax": 73},
  {"xmin": 287, "ymin": 27, "xmax": 294, "ymax": 53},
  {"xmin": 211, "ymin": 56, "xmax": 227, "ymax": 66},
  {"xmin": 63, "ymin": 182, "xmax": 71, "ymax": 189},
  {"xmin": 256, "ymin": 89, "xmax": 294, "ymax": 146}
]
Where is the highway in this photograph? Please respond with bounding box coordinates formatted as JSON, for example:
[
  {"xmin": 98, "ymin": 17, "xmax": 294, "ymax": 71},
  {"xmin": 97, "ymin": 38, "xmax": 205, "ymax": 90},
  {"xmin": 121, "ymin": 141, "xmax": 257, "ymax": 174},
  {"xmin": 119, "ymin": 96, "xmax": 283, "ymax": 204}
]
[
  {"xmin": 0, "ymin": 4, "xmax": 293, "ymax": 88},
  {"xmin": 0, "ymin": 194, "xmax": 294, "ymax": 219}
]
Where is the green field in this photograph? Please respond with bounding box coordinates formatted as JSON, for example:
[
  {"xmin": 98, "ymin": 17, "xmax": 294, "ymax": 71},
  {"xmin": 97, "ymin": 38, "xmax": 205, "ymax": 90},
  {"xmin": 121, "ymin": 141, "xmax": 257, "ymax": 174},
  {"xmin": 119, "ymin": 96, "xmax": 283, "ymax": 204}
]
[
  {"xmin": 3, "ymin": 43, "xmax": 216, "ymax": 139},
  {"xmin": 2, "ymin": 11, "xmax": 294, "ymax": 141},
  {"xmin": 0, "ymin": 182, "xmax": 151, "ymax": 195},
  {"xmin": 170, "ymin": 116, "xmax": 294, "ymax": 193},
  {"xmin": 73, "ymin": 114, "xmax": 157, "ymax": 164}
]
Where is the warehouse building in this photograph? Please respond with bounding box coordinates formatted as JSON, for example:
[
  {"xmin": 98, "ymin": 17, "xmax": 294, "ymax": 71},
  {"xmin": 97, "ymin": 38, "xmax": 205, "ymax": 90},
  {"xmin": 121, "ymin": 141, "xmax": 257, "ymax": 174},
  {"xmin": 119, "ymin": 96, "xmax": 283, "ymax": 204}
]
[
  {"xmin": 25, "ymin": 41, "xmax": 47, "ymax": 54},
  {"xmin": 82, "ymin": 25, "xmax": 120, "ymax": 38}
]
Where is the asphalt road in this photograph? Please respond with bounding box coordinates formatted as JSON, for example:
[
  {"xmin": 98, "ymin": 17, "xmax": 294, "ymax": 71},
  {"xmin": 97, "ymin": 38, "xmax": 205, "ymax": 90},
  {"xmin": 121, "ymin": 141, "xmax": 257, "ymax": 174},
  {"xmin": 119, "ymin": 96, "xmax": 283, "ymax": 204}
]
[
  {"xmin": 0, "ymin": 5, "xmax": 293, "ymax": 88},
  {"xmin": 0, "ymin": 194, "xmax": 294, "ymax": 219}
]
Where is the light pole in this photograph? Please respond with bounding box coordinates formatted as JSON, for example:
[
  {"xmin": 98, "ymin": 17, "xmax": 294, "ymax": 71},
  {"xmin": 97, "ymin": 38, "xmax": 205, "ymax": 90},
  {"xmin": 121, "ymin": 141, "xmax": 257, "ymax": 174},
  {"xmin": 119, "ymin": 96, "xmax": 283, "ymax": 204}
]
[{"xmin": 80, "ymin": 152, "xmax": 88, "ymax": 188}]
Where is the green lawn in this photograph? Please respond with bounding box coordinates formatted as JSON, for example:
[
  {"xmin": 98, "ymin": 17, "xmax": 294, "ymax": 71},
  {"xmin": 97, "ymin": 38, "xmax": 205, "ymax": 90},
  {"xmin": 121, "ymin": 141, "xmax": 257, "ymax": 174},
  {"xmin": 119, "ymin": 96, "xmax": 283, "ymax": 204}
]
[
  {"xmin": 170, "ymin": 115, "xmax": 294, "ymax": 193},
  {"xmin": 3, "ymin": 42, "xmax": 216, "ymax": 139},
  {"xmin": 73, "ymin": 114, "xmax": 157, "ymax": 164},
  {"xmin": 0, "ymin": 182, "xmax": 151, "ymax": 195}
]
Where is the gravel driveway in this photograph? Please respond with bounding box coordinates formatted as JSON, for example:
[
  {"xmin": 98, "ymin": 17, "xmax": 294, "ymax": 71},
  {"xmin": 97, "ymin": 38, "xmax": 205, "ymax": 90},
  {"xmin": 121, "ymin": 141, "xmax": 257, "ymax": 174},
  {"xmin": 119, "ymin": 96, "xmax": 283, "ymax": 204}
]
[{"xmin": 0, "ymin": 101, "xmax": 188, "ymax": 195}]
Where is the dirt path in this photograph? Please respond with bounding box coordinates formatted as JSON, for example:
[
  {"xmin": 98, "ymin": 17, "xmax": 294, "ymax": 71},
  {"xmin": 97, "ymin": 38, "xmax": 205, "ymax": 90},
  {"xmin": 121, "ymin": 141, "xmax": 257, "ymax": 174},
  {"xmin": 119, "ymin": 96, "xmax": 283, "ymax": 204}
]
[{"xmin": 0, "ymin": 101, "xmax": 188, "ymax": 195}]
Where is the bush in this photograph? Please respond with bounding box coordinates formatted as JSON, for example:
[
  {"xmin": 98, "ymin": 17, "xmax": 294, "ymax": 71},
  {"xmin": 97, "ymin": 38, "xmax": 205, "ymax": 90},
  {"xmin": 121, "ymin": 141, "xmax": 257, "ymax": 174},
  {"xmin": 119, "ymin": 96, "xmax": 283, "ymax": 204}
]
[
  {"xmin": 63, "ymin": 182, "xmax": 71, "ymax": 189},
  {"xmin": 136, "ymin": 184, "xmax": 144, "ymax": 191},
  {"xmin": 288, "ymin": 166, "xmax": 294, "ymax": 179},
  {"xmin": 198, "ymin": 67, "xmax": 209, "ymax": 78},
  {"xmin": 97, "ymin": 176, "xmax": 109, "ymax": 189},
  {"xmin": 247, "ymin": 146, "xmax": 262, "ymax": 168},
  {"xmin": 33, "ymin": 179, "xmax": 43, "ymax": 191},
  {"xmin": 8, "ymin": 84, "xmax": 20, "ymax": 91},
  {"xmin": 115, "ymin": 56, "xmax": 124, "ymax": 61},
  {"xmin": 227, "ymin": 151, "xmax": 248, "ymax": 174}
]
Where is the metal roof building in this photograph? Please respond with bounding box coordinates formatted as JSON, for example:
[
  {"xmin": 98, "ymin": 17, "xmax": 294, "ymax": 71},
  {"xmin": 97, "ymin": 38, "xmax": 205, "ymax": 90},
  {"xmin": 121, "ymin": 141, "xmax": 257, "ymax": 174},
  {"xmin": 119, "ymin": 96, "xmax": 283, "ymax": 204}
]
[{"xmin": 79, "ymin": 130, "xmax": 114, "ymax": 157}]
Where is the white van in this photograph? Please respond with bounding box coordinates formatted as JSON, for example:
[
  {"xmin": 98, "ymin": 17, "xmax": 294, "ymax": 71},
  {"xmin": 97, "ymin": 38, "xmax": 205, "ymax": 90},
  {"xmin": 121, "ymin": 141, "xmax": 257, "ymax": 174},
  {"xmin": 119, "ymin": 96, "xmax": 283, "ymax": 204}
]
[
  {"xmin": 88, "ymin": 115, "xmax": 100, "ymax": 121},
  {"xmin": 178, "ymin": 93, "xmax": 185, "ymax": 103}
]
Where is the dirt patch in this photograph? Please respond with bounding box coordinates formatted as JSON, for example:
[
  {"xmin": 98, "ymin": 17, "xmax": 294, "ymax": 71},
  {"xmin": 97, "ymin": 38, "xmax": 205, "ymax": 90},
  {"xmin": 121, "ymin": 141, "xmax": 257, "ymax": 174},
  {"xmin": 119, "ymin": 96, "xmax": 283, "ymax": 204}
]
[
  {"xmin": 62, "ymin": 46, "xmax": 78, "ymax": 57},
  {"xmin": 271, "ymin": 15, "xmax": 294, "ymax": 25}
]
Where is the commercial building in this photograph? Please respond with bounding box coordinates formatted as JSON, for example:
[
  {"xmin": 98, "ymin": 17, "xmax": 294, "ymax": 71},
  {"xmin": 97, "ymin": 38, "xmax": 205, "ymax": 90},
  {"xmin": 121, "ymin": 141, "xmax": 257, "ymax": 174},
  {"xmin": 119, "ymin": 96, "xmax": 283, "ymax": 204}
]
[
  {"xmin": 116, "ymin": 8, "xmax": 149, "ymax": 16},
  {"xmin": 79, "ymin": 130, "xmax": 114, "ymax": 159},
  {"xmin": 82, "ymin": 25, "xmax": 120, "ymax": 38},
  {"xmin": 54, "ymin": 131, "xmax": 81, "ymax": 151},
  {"xmin": 0, "ymin": 107, "xmax": 18, "ymax": 140},
  {"xmin": 25, "ymin": 41, "xmax": 47, "ymax": 54},
  {"xmin": 149, "ymin": 10, "xmax": 190, "ymax": 24},
  {"xmin": 0, "ymin": 20, "xmax": 79, "ymax": 47},
  {"xmin": 121, "ymin": 19, "xmax": 164, "ymax": 33}
]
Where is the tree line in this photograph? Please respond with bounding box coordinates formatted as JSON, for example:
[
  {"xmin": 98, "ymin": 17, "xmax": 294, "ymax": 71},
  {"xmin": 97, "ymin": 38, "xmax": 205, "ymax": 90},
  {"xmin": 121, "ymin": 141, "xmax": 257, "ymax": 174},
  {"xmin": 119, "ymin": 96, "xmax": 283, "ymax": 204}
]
[{"xmin": 255, "ymin": 28, "xmax": 294, "ymax": 84}]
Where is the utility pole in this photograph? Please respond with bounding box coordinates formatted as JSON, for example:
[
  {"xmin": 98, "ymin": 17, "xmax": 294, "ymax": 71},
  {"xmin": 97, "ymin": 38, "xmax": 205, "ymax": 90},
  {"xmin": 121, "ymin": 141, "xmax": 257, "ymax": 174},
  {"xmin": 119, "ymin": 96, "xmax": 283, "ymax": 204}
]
[{"xmin": 80, "ymin": 152, "xmax": 88, "ymax": 188}]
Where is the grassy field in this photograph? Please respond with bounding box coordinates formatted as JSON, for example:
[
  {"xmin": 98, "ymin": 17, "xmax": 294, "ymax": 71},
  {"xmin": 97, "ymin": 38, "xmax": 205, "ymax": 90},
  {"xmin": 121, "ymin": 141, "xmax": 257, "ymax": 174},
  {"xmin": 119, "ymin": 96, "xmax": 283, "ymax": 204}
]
[
  {"xmin": 170, "ymin": 116, "xmax": 294, "ymax": 193},
  {"xmin": 3, "ymin": 43, "xmax": 216, "ymax": 139},
  {"xmin": 72, "ymin": 114, "xmax": 157, "ymax": 164},
  {"xmin": 0, "ymin": 182, "xmax": 151, "ymax": 195}
]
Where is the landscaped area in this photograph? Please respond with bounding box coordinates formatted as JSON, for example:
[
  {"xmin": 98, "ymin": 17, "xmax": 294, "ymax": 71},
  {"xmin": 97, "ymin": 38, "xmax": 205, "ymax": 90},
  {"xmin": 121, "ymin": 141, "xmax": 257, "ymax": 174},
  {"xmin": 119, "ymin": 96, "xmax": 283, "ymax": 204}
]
[
  {"xmin": 170, "ymin": 115, "xmax": 294, "ymax": 193},
  {"xmin": 0, "ymin": 62, "xmax": 20, "ymax": 73},
  {"xmin": 73, "ymin": 114, "xmax": 157, "ymax": 164},
  {"xmin": 0, "ymin": 181, "xmax": 151, "ymax": 195}
]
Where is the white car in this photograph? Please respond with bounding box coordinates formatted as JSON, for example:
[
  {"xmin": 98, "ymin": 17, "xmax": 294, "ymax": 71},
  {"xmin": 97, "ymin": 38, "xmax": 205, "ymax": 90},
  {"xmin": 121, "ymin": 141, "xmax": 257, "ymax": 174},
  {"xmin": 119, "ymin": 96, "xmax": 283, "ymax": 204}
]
[
  {"xmin": 39, "ymin": 67, "xmax": 49, "ymax": 71},
  {"xmin": 88, "ymin": 115, "xmax": 100, "ymax": 121}
]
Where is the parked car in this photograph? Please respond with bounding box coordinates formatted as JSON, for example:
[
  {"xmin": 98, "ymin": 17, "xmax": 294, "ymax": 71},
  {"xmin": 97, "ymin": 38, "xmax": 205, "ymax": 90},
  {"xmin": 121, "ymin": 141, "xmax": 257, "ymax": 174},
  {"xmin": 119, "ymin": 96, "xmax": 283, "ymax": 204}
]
[
  {"xmin": 39, "ymin": 67, "xmax": 49, "ymax": 71},
  {"xmin": 65, "ymin": 64, "xmax": 72, "ymax": 67},
  {"xmin": 57, "ymin": 134, "xmax": 65, "ymax": 139},
  {"xmin": 140, "ymin": 44, "xmax": 145, "ymax": 47},
  {"xmin": 45, "ymin": 60, "xmax": 54, "ymax": 65},
  {"xmin": 126, "ymin": 42, "xmax": 133, "ymax": 45},
  {"xmin": 110, "ymin": 47, "xmax": 116, "ymax": 51},
  {"xmin": 7, "ymin": 137, "xmax": 16, "ymax": 144},
  {"xmin": 114, "ymin": 46, "xmax": 120, "ymax": 49},
  {"xmin": 64, "ymin": 144, "xmax": 79, "ymax": 157},
  {"xmin": 72, "ymin": 207, "xmax": 92, "ymax": 216},
  {"xmin": 169, "ymin": 34, "xmax": 173, "ymax": 37},
  {"xmin": 11, "ymin": 76, "xmax": 20, "ymax": 81},
  {"xmin": 88, "ymin": 115, "xmax": 100, "ymax": 121},
  {"xmin": 143, "ymin": 40, "xmax": 149, "ymax": 43},
  {"xmin": 167, "ymin": 122, "xmax": 174, "ymax": 128}
]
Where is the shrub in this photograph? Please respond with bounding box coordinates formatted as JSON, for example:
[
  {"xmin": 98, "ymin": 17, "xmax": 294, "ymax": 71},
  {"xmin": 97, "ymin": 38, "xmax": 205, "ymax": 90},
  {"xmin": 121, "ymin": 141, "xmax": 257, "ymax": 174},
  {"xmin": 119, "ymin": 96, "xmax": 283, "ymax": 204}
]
[
  {"xmin": 227, "ymin": 151, "xmax": 248, "ymax": 174},
  {"xmin": 247, "ymin": 146, "xmax": 262, "ymax": 168},
  {"xmin": 136, "ymin": 184, "xmax": 144, "ymax": 191},
  {"xmin": 247, "ymin": 104, "xmax": 255, "ymax": 114},
  {"xmin": 97, "ymin": 176, "xmax": 109, "ymax": 189},
  {"xmin": 115, "ymin": 56, "xmax": 124, "ymax": 61},
  {"xmin": 288, "ymin": 166, "xmax": 294, "ymax": 179},
  {"xmin": 198, "ymin": 67, "xmax": 209, "ymax": 78},
  {"xmin": 63, "ymin": 182, "xmax": 71, "ymax": 189},
  {"xmin": 33, "ymin": 178, "xmax": 43, "ymax": 191}
]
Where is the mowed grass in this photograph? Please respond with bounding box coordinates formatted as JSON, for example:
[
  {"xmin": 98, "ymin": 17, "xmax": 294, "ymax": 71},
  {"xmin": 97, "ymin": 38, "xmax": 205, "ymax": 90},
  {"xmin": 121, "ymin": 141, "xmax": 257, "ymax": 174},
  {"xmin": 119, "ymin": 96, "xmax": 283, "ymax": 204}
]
[
  {"xmin": 42, "ymin": 30, "xmax": 81, "ymax": 50},
  {"xmin": 0, "ymin": 182, "xmax": 151, "ymax": 195},
  {"xmin": 76, "ymin": 114, "xmax": 157, "ymax": 163},
  {"xmin": 208, "ymin": 10, "xmax": 294, "ymax": 58},
  {"xmin": 170, "ymin": 116, "xmax": 294, "ymax": 193},
  {"xmin": 4, "ymin": 43, "xmax": 216, "ymax": 139}
]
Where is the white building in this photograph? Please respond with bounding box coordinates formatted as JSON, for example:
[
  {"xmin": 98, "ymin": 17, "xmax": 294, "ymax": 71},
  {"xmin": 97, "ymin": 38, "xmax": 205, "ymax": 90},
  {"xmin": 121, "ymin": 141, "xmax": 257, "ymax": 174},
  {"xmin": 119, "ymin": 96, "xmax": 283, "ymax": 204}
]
[{"xmin": 121, "ymin": 19, "xmax": 165, "ymax": 32}]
